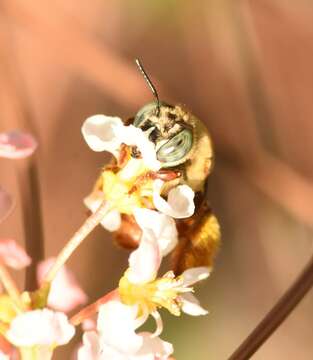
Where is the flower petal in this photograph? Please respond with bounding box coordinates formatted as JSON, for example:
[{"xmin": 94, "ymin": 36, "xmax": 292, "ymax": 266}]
[
  {"xmin": 127, "ymin": 234, "xmax": 161, "ymax": 284},
  {"xmin": 0, "ymin": 336, "xmax": 14, "ymax": 359},
  {"xmin": 99, "ymin": 344, "xmax": 126, "ymax": 360},
  {"xmin": 0, "ymin": 188, "xmax": 14, "ymax": 224},
  {"xmin": 81, "ymin": 115, "xmax": 123, "ymax": 156},
  {"xmin": 181, "ymin": 267, "xmax": 210, "ymax": 287},
  {"xmin": 37, "ymin": 258, "xmax": 88, "ymax": 313},
  {"xmin": 82, "ymin": 318, "xmax": 97, "ymax": 331},
  {"xmin": 118, "ymin": 157, "xmax": 146, "ymax": 182},
  {"xmin": 100, "ymin": 209, "xmax": 121, "ymax": 231},
  {"xmin": 77, "ymin": 331, "xmax": 103, "ymax": 360},
  {"xmin": 0, "ymin": 239, "xmax": 31, "ymax": 270},
  {"xmin": 133, "ymin": 208, "xmax": 178, "ymax": 257},
  {"xmin": 6, "ymin": 309, "xmax": 75, "ymax": 347},
  {"xmin": 97, "ymin": 301, "xmax": 143, "ymax": 354},
  {"xmin": 180, "ymin": 293, "xmax": 208, "ymax": 316},
  {"xmin": 137, "ymin": 332, "xmax": 174, "ymax": 359},
  {"xmin": 116, "ymin": 125, "xmax": 161, "ymax": 171},
  {"xmin": 82, "ymin": 114, "xmax": 161, "ymax": 170},
  {"xmin": 0, "ymin": 351, "xmax": 9, "ymax": 360},
  {"xmin": 0, "ymin": 131, "xmax": 37, "ymax": 159},
  {"xmin": 153, "ymin": 180, "xmax": 195, "ymax": 219},
  {"xmin": 84, "ymin": 194, "xmax": 121, "ymax": 232}
]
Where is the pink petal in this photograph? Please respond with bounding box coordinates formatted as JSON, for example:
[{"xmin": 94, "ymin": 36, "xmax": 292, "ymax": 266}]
[
  {"xmin": 0, "ymin": 188, "xmax": 14, "ymax": 224},
  {"xmin": 0, "ymin": 131, "xmax": 37, "ymax": 159},
  {"xmin": 37, "ymin": 258, "xmax": 88, "ymax": 313},
  {"xmin": 82, "ymin": 318, "xmax": 97, "ymax": 332},
  {"xmin": 0, "ymin": 239, "xmax": 31, "ymax": 270}
]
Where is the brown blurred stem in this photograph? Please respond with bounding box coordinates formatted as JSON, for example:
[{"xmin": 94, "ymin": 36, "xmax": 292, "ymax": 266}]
[
  {"xmin": 0, "ymin": 6, "xmax": 45, "ymax": 290},
  {"xmin": 17, "ymin": 161, "xmax": 45, "ymax": 290},
  {"xmin": 228, "ymin": 255, "xmax": 313, "ymax": 360}
]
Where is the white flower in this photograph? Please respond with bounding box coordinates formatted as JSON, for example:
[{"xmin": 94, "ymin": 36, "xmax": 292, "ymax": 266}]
[
  {"xmin": 127, "ymin": 229, "xmax": 161, "ymax": 284},
  {"xmin": 82, "ymin": 115, "xmax": 161, "ymax": 171},
  {"xmin": 120, "ymin": 228, "xmax": 210, "ymax": 318},
  {"xmin": 126, "ymin": 207, "xmax": 179, "ymax": 284},
  {"xmin": 153, "ymin": 179, "xmax": 195, "ymax": 219},
  {"xmin": 83, "ymin": 180, "xmax": 181, "ymax": 266},
  {"xmin": 78, "ymin": 300, "xmax": 173, "ymax": 360},
  {"xmin": 6, "ymin": 309, "xmax": 75, "ymax": 347},
  {"xmin": 37, "ymin": 258, "xmax": 88, "ymax": 313},
  {"xmin": 81, "ymin": 115, "xmax": 123, "ymax": 156},
  {"xmin": 118, "ymin": 216, "xmax": 209, "ymax": 330},
  {"xmin": 77, "ymin": 331, "xmax": 102, "ymax": 360},
  {"xmin": 134, "ymin": 208, "xmax": 178, "ymax": 257},
  {"xmin": 179, "ymin": 267, "xmax": 211, "ymax": 316}
]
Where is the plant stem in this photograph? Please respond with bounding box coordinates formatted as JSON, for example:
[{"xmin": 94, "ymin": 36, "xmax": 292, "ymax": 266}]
[
  {"xmin": 17, "ymin": 160, "xmax": 45, "ymax": 291},
  {"xmin": 42, "ymin": 201, "xmax": 110, "ymax": 286},
  {"xmin": 0, "ymin": 262, "xmax": 24, "ymax": 310},
  {"xmin": 228, "ymin": 255, "xmax": 313, "ymax": 360},
  {"xmin": 70, "ymin": 289, "xmax": 119, "ymax": 326}
]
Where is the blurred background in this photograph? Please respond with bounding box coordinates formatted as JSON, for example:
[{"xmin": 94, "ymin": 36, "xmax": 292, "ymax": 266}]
[{"xmin": 0, "ymin": 0, "xmax": 313, "ymax": 358}]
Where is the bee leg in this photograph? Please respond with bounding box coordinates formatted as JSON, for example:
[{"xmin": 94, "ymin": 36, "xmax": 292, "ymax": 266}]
[
  {"xmin": 117, "ymin": 144, "xmax": 131, "ymax": 168},
  {"xmin": 114, "ymin": 214, "xmax": 142, "ymax": 249},
  {"xmin": 172, "ymin": 200, "xmax": 221, "ymax": 275},
  {"xmin": 153, "ymin": 170, "xmax": 182, "ymax": 181},
  {"xmin": 128, "ymin": 170, "xmax": 181, "ymax": 194}
]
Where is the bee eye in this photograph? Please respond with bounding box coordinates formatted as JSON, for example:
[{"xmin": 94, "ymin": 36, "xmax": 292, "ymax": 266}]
[
  {"xmin": 133, "ymin": 102, "xmax": 159, "ymax": 128},
  {"xmin": 157, "ymin": 129, "xmax": 193, "ymax": 166},
  {"xmin": 134, "ymin": 101, "xmax": 172, "ymax": 128}
]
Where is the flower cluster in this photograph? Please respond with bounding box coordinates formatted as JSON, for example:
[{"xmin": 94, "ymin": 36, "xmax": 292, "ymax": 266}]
[
  {"xmin": 78, "ymin": 115, "xmax": 211, "ymax": 359},
  {"xmin": 0, "ymin": 115, "xmax": 214, "ymax": 359}
]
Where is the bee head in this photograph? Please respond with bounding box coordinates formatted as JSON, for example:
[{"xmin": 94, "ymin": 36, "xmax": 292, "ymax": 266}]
[{"xmin": 134, "ymin": 59, "xmax": 194, "ymax": 168}]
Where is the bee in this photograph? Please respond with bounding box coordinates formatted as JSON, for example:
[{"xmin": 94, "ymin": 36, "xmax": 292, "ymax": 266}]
[{"xmin": 93, "ymin": 59, "xmax": 221, "ymax": 274}]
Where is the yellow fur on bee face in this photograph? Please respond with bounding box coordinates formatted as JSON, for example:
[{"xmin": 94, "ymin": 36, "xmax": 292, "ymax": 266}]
[
  {"xmin": 159, "ymin": 105, "xmax": 214, "ymax": 193},
  {"xmin": 184, "ymin": 113, "xmax": 214, "ymax": 193}
]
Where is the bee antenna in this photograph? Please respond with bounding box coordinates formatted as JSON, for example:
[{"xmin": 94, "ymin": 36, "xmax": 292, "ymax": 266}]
[{"xmin": 135, "ymin": 58, "xmax": 161, "ymax": 116}]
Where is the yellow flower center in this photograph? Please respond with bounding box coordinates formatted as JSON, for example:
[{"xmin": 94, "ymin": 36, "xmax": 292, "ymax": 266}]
[
  {"xmin": 118, "ymin": 270, "xmax": 192, "ymax": 316},
  {"xmin": 101, "ymin": 158, "xmax": 154, "ymax": 214},
  {"xmin": 0, "ymin": 295, "xmax": 18, "ymax": 325}
]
